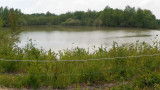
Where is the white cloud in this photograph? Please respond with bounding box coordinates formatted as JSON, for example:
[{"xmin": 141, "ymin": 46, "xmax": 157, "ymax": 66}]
[{"xmin": 0, "ymin": 0, "xmax": 160, "ymax": 19}]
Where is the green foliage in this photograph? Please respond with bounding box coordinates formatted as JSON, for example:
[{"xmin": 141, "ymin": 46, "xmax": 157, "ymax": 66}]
[
  {"xmin": 137, "ymin": 73, "xmax": 160, "ymax": 88},
  {"xmin": 157, "ymin": 19, "xmax": 160, "ymax": 25},
  {"xmin": 62, "ymin": 18, "xmax": 81, "ymax": 26},
  {"xmin": 99, "ymin": 6, "xmax": 158, "ymax": 28},
  {"xmin": 1, "ymin": 7, "xmax": 10, "ymax": 27},
  {"xmin": 25, "ymin": 74, "xmax": 40, "ymax": 89},
  {"xmin": 0, "ymin": 18, "xmax": 3, "ymax": 30},
  {"xmin": 1, "ymin": 5, "xmax": 158, "ymax": 29},
  {"xmin": 8, "ymin": 8, "xmax": 21, "ymax": 31},
  {"xmin": 112, "ymin": 73, "xmax": 160, "ymax": 89},
  {"xmin": 0, "ymin": 7, "xmax": 22, "ymax": 31}
]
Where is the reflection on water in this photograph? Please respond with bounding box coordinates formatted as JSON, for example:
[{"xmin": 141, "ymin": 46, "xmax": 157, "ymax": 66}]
[{"xmin": 18, "ymin": 26, "xmax": 160, "ymax": 52}]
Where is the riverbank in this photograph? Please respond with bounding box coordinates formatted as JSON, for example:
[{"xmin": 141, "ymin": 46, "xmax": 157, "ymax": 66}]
[
  {"xmin": 1, "ymin": 34, "xmax": 160, "ymax": 89},
  {"xmin": 20, "ymin": 25, "xmax": 151, "ymax": 30},
  {"xmin": 1, "ymin": 29, "xmax": 160, "ymax": 89}
]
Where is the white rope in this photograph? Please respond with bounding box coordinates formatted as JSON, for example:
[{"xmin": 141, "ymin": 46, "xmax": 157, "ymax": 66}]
[{"xmin": 0, "ymin": 54, "xmax": 160, "ymax": 62}]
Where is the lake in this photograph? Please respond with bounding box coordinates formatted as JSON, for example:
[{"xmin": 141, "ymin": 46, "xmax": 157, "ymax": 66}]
[{"xmin": 18, "ymin": 26, "xmax": 160, "ymax": 52}]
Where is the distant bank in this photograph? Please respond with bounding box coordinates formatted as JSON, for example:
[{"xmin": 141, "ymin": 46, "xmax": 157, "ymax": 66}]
[{"xmin": 0, "ymin": 5, "xmax": 160, "ymax": 31}]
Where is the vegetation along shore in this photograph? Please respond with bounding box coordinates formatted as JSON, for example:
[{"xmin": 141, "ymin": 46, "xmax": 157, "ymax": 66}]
[{"xmin": 1, "ymin": 5, "xmax": 160, "ymax": 89}]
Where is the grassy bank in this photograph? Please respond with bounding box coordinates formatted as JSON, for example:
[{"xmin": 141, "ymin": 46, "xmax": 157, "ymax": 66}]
[{"xmin": 1, "ymin": 30, "xmax": 160, "ymax": 89}]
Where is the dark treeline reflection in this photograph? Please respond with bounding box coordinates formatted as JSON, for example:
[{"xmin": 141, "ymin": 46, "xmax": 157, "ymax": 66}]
[{"xmin": 0, "ymin": 5, "xmax": 160, "ymax": 29}]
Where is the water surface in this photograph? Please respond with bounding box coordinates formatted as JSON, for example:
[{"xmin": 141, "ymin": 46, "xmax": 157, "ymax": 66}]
[{"xmin": 18, "ymin": 26, "xmax": 160, "ymax": 52}]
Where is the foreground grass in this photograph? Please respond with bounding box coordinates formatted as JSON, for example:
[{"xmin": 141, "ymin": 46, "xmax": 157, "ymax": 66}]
[{"xmin": 1, "ymin": 31, "xmax": 160, "ymax": 89}]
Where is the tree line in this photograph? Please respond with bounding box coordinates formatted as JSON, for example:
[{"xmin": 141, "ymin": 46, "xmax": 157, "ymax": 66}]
[
  {"xmin": 0, "ymin": 7, "xmax": 21, "ymax": 31},
  {"xmin": 0, "ymin": 5, "xmax": 159, "ymax": 29}
]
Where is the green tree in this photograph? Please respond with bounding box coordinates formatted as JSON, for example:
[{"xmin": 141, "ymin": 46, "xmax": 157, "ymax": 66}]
[
  {"xmin": 121, "ymin": 6, "xmax": 136, "ymax": 27},
  {"xmin": 0, "ymin": 18, "xmax": 3, "ymax": 30},
  {"xmin": 8, "ymin": 8, "xmax": 21, "ymax": 31},
  {"xmin": 0, "ymin": 5, "xmax": 158, "ymax": 29},
  {"xmin": 99, "ymin": 6, "xmax": 114, "ymax": 26},
  {"xmin": 46, "ymin": 11, "xmax": 52, "ymax": 16},
  {"xmin": 93, "ymin": 19, "xmax": 102, "ymax": 26},
  {"xmin": 2, "ymin": 7, "xmax": 9, "ymax": 27},
  {"xmin": 157, "ymin": 19, "xmax": 160, "ymax": 25},
  {"xmin": 62, "ymin": 18, "xmax": 81, "ymax": 26},
  {"xmin": 142, "ymin": 10, "xmax": 158, "ymax": 28},
  {"xmin": 135, "ymin": 8, "xmax": 144, "ymax": 28}
]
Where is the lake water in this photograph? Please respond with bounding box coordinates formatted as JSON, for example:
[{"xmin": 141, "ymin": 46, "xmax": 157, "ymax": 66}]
[{"xmin": 18, "ymin": 26, "xmax": 160, "ymax": 52}]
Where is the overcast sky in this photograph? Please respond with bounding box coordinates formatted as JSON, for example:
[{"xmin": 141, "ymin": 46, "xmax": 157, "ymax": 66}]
[{"xmin": 0, "ymin": 0, "xmax": 160, "ymax": 19}]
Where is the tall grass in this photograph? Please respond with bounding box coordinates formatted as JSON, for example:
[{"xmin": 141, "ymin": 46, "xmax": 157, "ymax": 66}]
[{"xmin": 1, "ymin": 31, "xmax": 160, "ymax": 89}]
